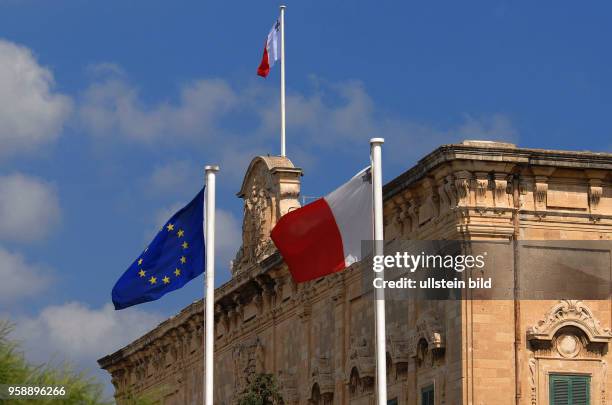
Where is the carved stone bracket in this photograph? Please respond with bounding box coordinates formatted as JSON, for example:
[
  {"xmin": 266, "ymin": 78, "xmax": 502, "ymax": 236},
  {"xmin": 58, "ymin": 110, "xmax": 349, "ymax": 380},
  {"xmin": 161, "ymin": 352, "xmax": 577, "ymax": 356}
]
[
  {"xmin": 407, "ymin": 199, "xmax": 420, "ymax": 230},
  {"xmin": 474, "ymin": 172, "xmax": 489, "ymax": 206},
  {"xmin": 444, "ymin": 174, "xmax": 458, "ymax": 208},
  {"xmin": 296, "ymin": 289, "xmax": 312, "ymax": 321},
  {"xmin": 390, "ymin": 194, "xmax": 410, "ymax": 235},
  {"xmin": 588, "ymin": 179, "xmax": 603, "ymax": 213},
  {"xmin": 454, "ymin": 171, "xmax": 471, "ymax": 206},
  {"xmin": 493, "ymin": 173, "xmax": 511, "ymax": 209},
  {"xmin": 437, "ymin": 177, "xmax": 450, "ymax": 212},
  {"xmin": 533, "ymin": 176, "xmax": 549, "ymax": 211}
]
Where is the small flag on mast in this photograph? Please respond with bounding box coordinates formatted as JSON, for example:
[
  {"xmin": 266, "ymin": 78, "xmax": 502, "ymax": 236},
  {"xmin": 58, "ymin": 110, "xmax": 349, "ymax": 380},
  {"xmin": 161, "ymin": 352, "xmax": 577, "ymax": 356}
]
[{"xmin": 257, "ymin": 19, "xmax": 281, "ymax": 77}]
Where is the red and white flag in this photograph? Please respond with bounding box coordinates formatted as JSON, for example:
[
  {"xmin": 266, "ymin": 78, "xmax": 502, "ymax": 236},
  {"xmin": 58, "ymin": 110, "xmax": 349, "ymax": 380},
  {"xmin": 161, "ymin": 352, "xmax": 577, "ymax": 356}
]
[
  {"xmin": 257, "ymin": 19, "xmax": 280, "ymax": 77},
  {"xmin": 271, "ymin": 168, "xmax": 373, "ymax": 283}
]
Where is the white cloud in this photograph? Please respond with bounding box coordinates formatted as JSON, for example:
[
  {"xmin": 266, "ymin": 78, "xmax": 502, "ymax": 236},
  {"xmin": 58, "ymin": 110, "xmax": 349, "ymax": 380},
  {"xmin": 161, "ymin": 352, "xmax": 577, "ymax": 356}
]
[
  {"xmin": 456, "ymin": 113, "xmax": 518, "ymax": 141},
  {"xmin": 79, "ymin": 76, "xmax": 238, "ymax": 141},
  {"xmin": 256, "ymin": 79, "xmax": 519, "ymax": 165},
  {"xmin": 77, "ymin": 68, "xmax": 518, "ymax": 174},
  {"xmin": 0, "ymin": 173, "xmax": 61, "ymax": 242},
  {"xmin": 86, "ymin": 62, "xmax": 126, "ymax": 78},
  {"xmin": 12, "ymin": 302, "xmax": 163, "ymax": 368},
  {"xmin": 0, "ymin": 246, "xmax": 51, "ymax": 304},
  {"xmin": 0, "ymin": 39, "xmax": 72, "ymax": 157},
  {"xmin": 148, "ymin": 160, "xmax": 198, "ymax": 194}
]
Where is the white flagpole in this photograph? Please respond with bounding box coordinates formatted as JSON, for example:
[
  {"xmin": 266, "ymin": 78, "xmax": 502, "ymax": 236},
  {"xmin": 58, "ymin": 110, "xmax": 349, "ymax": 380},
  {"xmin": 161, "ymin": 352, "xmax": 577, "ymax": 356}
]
[
  {"xmin": 370, "ymin": 138, "xmax": 387, "ymax": 405},
  {"xmin": 280, "ymin": 4, "xmax": 286, "ymax": 157},
  {"xmin": 204, "ymin": 165, "xmax": 219, "ymax": 405}
]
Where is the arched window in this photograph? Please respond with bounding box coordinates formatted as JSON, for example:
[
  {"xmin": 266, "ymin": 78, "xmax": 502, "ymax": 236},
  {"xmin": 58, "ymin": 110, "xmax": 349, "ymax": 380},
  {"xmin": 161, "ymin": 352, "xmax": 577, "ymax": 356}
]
[
  {"xmin": 348, "ymin": 367, "xmax": 361, "ymax": 396},
  {"xmin": 309, "ymin": 383, "xmax": 321, "ymax": 405}
]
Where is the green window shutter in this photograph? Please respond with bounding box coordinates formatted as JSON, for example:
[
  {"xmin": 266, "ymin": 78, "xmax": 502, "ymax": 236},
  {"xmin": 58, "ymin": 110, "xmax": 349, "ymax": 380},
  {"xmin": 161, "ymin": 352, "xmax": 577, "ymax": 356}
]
[
  {"xmin": 550, "ymin": 376, "xmax": 570, "ymax": 405},
  {"xmin": 550, "ymin": 374, "xmax": 590, "ymax": 405},
  {"xmin": 387, "ymin": 399, "xmax": 398, "ymax": 405},
  {"xmin": 570, "ymin": 376, "xmax": 589, "ymax": 405},
  {"xmin": 421, "ymin": 384, "xmax": 434, "ymax": 405}
]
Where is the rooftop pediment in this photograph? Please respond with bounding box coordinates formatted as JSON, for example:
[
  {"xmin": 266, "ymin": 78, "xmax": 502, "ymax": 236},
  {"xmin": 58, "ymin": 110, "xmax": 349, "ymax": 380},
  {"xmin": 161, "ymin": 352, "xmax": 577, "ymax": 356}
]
[{"xmin": 232, "ymin": 156, "xmax": 302, "ymax": 275}]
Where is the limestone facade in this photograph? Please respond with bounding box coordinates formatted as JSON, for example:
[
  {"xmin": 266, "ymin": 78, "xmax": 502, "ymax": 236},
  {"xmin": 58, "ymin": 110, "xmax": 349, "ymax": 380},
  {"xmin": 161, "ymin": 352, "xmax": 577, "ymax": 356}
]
[{"xmin": 99, "ymin": 142, "xmax": 612, "ymax": 404}]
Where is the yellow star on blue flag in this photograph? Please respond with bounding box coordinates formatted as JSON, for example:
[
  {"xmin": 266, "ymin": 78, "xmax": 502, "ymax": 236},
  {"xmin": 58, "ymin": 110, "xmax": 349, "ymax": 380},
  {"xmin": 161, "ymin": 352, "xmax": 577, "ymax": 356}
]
[{"xmin": 112, "ymin": 188, "xmax": 205, "ymax": 310}]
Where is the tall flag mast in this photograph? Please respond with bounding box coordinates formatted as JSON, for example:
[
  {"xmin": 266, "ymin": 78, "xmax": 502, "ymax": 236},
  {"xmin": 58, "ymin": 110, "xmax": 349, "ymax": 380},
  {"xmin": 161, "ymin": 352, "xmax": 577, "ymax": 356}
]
[
  {"xmin": 270, "ymin": 139, "xmax": 388, "ymax": 404},
  {"xmin": 109, "ymin": 165, "xmax": 220, "ymax": 403},
  {"xmin": 257, "ymin": 5, "xmax": 287, "ymax": 157},
  {"xmin": 204, "ymin": 165, "xmax": 219, "ymax": 405},
  {"xmin": 279, "ymin": 5, "xmax": 286, "ymax": 157},
  {"xmin": 370, "ymin": 138, "xmax": 387, "ymax": 404}
]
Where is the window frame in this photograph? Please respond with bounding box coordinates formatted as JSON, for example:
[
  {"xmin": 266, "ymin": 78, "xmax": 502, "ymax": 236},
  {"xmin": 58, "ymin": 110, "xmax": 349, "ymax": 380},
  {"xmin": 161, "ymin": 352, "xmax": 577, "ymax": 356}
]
[{"xmin": 420, "ymin": 383, "xmax": 435, "ymax": 405}]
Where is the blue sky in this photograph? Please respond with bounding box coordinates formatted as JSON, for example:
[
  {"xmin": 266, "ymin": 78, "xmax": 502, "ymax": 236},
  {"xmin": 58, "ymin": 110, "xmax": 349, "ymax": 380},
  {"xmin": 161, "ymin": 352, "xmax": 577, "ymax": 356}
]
[{"xmin": 0, "ymin": 0, "xmax": 611, "ymax": 395}]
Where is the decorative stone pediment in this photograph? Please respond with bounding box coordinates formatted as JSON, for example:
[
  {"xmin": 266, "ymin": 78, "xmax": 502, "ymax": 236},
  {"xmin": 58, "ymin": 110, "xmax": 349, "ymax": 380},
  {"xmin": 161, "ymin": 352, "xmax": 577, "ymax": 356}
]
[
  {"xmin": 409, "ymin": 310, "xmax": 445, "ymax": 357},
  {"xmin": 308, "ymin": 355, "xmax": 334, "ymax": 398},
  {"xmin": 233, "ymin": 156, "xmax": 302, "ymax": 274},
  {"xmin": 345, "ymin": 336, "xmax": 375, "ymax": 382},
  {"xmin": 527, "ymin": 300, "xmax": 612, "ymax": 344},
  {"xmin": 346, "ymin": 337, "xmax": 375, "ymax": 398},
  {"xmin": 386, "ymin": 325, "xmax": 410, "ymax": 365}
]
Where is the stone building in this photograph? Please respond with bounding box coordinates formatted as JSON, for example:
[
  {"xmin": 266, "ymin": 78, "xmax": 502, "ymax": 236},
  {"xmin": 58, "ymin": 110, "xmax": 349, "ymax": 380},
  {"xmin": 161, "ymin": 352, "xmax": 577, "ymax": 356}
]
[{"xmin": 98, "ymin": 141, "xmax": 612, "ymax": 404}]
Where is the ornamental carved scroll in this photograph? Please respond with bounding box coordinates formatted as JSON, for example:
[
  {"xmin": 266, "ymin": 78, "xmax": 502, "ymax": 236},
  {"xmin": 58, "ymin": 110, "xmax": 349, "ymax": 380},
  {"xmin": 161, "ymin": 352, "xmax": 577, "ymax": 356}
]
[
  {"xmin": 527, "ymin": 300, "xmax": 612, "ymax": 344},
  {"xmin": 233, "ymin": 164, "xmax": 275, "ymax": 272},
  {"xmin": 233, "ymin": 156, "xmax": 302, "ymax": 274}
]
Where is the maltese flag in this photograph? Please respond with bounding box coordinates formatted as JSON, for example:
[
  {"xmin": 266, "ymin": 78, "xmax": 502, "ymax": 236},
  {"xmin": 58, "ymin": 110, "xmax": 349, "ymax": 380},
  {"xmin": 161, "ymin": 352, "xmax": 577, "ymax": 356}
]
[
  {"xmin": 257, "ymin": 19, "xmax": 280, "ymax": 77},
  {"xmin": 271, "ymin": 168, "xmax": 373, "ymax": 283}
]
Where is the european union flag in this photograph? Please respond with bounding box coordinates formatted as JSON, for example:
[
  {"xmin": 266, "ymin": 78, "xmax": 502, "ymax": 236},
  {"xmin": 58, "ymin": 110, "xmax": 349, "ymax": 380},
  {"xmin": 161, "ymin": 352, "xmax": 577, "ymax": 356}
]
[{"xmin": 112, "ymin": 188, "xmax": 205, "ymax": 310}]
